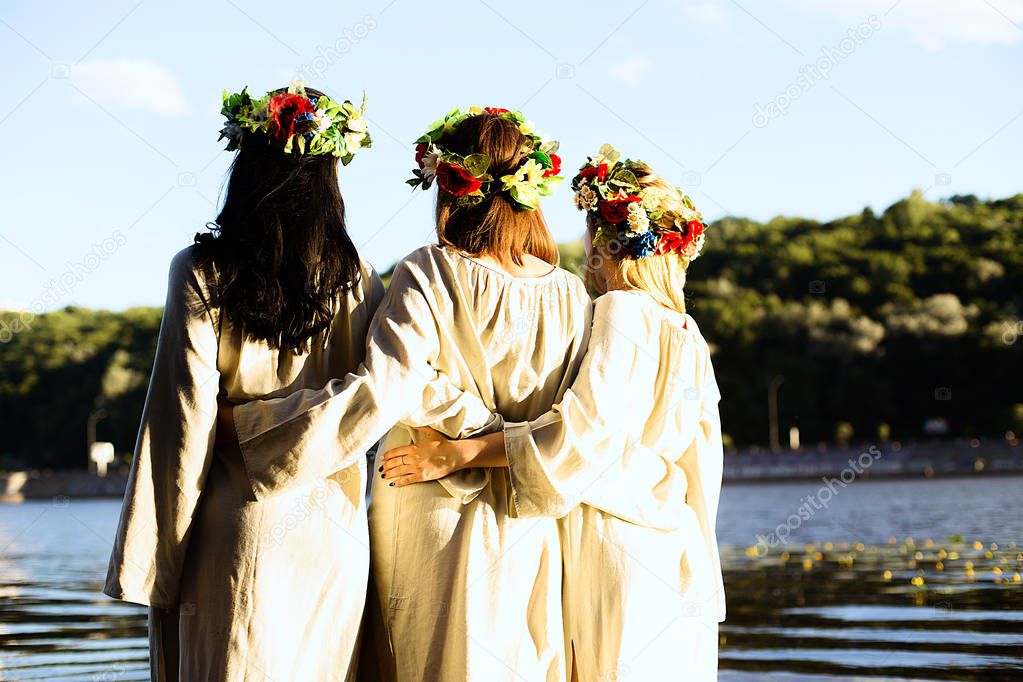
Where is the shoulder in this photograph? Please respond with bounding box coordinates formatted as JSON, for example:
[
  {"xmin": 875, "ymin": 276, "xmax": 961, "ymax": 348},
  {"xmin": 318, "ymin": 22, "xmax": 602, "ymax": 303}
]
[
  {"xmin": 346, "ymin": 258, "xmax": 386, "ymax": 305},
  {"xmin": 587, "ymin": 291, "xmax": 655, "ymax": 357},
  {"xmin": 164, "ymin": 245, "xmax": 216, "ymax": 319},
  {"xmin": 385, "ymin": 245, "xmax": 448, "ymax": 286},
  {"xmin": 553, "ymin": 267, "xmax": 590, "ymax": 302},
  {"xmin": 683, "ymin": 313, "xmax": 711, "ymax": 349},
  {"xmin": 397, "ymin": 244, "xmax": 447, "ymax": 272},
  {"xmin": 593, "ymin": 289, "xmax": 650, "ymax": 327},
  {"xmin": 167, "ymin": 245, "xmax": 210, "ymax": 297}
]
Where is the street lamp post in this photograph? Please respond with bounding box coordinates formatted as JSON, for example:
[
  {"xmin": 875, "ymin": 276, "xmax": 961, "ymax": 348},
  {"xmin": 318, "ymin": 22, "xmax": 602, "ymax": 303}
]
[{"xmin": 768, "ymin": 375, "xmax": 785, "ymax": 453}]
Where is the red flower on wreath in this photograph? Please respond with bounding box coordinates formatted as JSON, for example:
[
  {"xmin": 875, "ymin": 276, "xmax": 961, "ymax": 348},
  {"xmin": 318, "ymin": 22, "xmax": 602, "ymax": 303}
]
[
  {"xmin": 656, "ymin": 231, "xmax": 689, "ymax": 255},
  {"xmin": 543, "ymin": 153, "xmax": 562, "ymax": 178},
  {"xmin": 267, "ymin": 93, "xmax": 315, "ymax": 142},
  {"xmin": 579, "ymin": 163, "xmax": 609, "ymax": 182},
  {"xmin": 436, "ymin": 162, "xmax": 483, "ymax": 196},
  {"xmin": 598, "ymin": 194, "xmax": 641, "ymax": 223},
  {"xmin": 656, "ymin": 221, "xmax": 704, "ymax": 256},
  {"xmin": 415, "ymin": 142, "xmax": 428, "ymax": 169},
  {"xmin": 484, "ymin": 106, "xmax": 510, "ymax": 115}
]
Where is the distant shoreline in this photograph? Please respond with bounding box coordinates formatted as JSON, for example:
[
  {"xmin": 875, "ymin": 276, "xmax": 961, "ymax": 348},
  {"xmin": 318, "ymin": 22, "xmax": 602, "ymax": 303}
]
[{"xmin": 3, "ymin": 438, "xmax": 1019, "ymax": 501}]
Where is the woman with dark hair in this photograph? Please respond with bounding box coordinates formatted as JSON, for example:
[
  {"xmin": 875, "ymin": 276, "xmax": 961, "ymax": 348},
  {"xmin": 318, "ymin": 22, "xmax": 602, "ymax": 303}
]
[
  {"xmin": 103, "ymin": 82, "xmax": 474, "ymax": 681},
  {"xmin": 219, "ymin": 108, "xmax": 589, "ymax": 680}
]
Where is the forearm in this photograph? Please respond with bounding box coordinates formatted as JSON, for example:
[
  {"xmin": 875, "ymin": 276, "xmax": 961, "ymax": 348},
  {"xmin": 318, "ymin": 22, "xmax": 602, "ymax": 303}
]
[{"xmin": 454, "ymin": 431, "xmax": 507, "ymax": 470}]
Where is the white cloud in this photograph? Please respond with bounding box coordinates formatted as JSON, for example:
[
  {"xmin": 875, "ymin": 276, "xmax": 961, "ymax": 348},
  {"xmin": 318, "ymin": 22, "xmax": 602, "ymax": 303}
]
[
  {"xmin": 683, "ymin": 2, "xmax": 731, "ymax": 28},
  {"xmin": 608, "ymin": 57, "xmax": 654, "ymax": 87},
  {"xmin": 71, "ymin": 58, "xmax": 189, "ymax": 116},
  {"xmin": 788, "ymin": 0, "xmax": 1023, "ymax": 48}
]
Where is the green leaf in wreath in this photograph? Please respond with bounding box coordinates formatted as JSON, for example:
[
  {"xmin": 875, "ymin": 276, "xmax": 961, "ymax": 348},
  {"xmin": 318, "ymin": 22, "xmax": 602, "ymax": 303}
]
[
  {"xmin": 462, "ymin": 153, "xmax": 492, "ymax": 177},
  {"xmin": 609, "ymin": 168, "xmax": 639, "ymax": 190},
  {"xmin": 529, "ymin": 150, "xmax": 552, "ymax": 169},
  {"xmin": 540, "ymin": 140, "xmax": 560, "ymax": 156}
]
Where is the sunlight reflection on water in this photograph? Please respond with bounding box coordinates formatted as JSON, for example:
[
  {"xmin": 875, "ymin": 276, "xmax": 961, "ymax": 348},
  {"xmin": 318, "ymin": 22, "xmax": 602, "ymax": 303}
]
[{"xmin": 0, "ymin": 476, "xmax": 1021, "ymax": 681}]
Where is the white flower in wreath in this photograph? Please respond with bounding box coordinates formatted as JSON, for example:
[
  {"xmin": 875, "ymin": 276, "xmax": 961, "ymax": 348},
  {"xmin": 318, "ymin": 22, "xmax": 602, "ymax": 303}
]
[
  {"xmin": 640, "ymin": 187, "xmax": 665, "ymax": 211},
  {"xmin": 315, "ymin": 110, "xmax": 333, "ymax": 133},
  {"xmin": 626, "ymin": 202, "xmax": 650, "ymax": 234},
  {"xmin": 574, "ymin": 184, "xmax": 598, "ymax": 211},
  {"xmin": 345, "ymin": 131, "xmax": 367, "ymax": 150},
  {"xmin": 420, "ymin": 145, "xmax": 442, "ymax": 182}
]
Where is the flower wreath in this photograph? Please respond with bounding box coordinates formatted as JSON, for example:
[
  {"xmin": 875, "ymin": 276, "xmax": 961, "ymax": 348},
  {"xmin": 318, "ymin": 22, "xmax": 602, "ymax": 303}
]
[
  {"xmin": 219, "ymin": 80, "xmax": 371, "ymax": 164},
  {"xmin": 406, "ymin": 106, "xmax": 563, "ymax": 210},
  {"xmin": 572, "ymin": 144, "xmax": 707, "ymax": 260}
]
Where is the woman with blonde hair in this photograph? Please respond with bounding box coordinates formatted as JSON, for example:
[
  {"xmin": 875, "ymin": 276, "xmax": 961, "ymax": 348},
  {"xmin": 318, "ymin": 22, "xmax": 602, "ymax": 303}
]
[
  {"xmin": 382, "ymin": 144, "xmax": 726, "ymax": 680},
  {"xmin": 219, "ymin": 108, "xmax": 592, "ymax": 680}
]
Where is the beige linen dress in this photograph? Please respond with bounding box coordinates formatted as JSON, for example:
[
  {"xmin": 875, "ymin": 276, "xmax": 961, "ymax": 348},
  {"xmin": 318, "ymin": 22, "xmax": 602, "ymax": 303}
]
[
  {"xmin": 104, "ymin": 246, "xmax": 483, "ymax": 681},
  {"xmin": 504, "ymin": 290, "xmax": 726, "ymax": 681},
  {"xmin": 232, "ymin": 244, "xmax": 593, "ymax": 682}
]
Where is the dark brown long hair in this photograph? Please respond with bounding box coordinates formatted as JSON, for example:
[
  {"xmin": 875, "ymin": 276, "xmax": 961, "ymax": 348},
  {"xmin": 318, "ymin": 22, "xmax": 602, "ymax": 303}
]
[
  {"xmin": 435, "ymin": 114, "xmax": 559, "ymax": 266},
  {"xmin": 194, "ymin": 87, "xmax": 361, "ymax": 353}
]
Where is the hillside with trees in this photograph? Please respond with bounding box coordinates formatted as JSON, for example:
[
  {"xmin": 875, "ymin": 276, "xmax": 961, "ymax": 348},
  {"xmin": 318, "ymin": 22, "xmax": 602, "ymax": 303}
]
[{"xmin": 2, "ymin": 191, "xmax": 1020, "ymax": 469}]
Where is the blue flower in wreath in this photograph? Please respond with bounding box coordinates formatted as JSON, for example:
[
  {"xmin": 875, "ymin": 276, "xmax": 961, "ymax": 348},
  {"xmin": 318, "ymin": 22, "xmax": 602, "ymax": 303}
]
[{"xmin": 622, "ymin": 230, "xmax": 657, "ymax": 259}]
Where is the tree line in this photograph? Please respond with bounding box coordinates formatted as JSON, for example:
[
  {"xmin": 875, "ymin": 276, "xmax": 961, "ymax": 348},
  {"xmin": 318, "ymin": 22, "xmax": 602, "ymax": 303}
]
[{"xmin": 2, "ymin": 191, "xmax": 1020, "ymax": 469}]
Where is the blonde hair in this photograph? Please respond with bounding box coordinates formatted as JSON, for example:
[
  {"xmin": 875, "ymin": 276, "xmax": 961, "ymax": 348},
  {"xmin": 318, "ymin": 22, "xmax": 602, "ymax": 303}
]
[{"xmin": 584, "ymin": 165, "xmax": 690, "ymax": 314}]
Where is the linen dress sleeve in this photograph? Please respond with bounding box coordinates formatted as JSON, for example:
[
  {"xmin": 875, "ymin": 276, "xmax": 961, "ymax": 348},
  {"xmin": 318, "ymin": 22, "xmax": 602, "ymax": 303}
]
[
  {"xmin": 677, "ymin": 342, "xmax": 726, "ymax": 621},
  {"xmin": 104, "ymin": 249, "xmax": 221, "ymax": 608},
  {"xmin": 503, "ymin": 292, "xmax": 690, "ymax": 531},
  {"xmin": 232, "ymin": 260, "xmax": 495, "ymax": 500}
]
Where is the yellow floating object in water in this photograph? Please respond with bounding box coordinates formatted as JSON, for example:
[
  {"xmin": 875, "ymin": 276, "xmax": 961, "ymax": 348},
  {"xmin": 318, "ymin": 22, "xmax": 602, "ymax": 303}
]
[
  {"xmin": 973, "ymin": 541, "xmax": 984, "ymax": 550},
  {"xmin": 936, "ymin": 561, "xmax": 944, "ymax": 571},
  {"xmin": 882, "ymin": 570, "xmax": 892, "ymax": 581},
  {"xmin": 802, "ymin": 558, "xmax": 813, "ymax": 571},
  {"xmin": 911, "ymin": 576, "xmax": 925, "ymax": 587},
  {"xmin": 948, "ymin": 551, "xmax": 959, "ymax": 560}
]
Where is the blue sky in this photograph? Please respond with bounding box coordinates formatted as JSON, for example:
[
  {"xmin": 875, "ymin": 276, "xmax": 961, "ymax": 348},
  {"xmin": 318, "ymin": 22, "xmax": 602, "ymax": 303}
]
[{"xmin": 1, "ymin": 0, "xmax": 1021, "ymax": 311}]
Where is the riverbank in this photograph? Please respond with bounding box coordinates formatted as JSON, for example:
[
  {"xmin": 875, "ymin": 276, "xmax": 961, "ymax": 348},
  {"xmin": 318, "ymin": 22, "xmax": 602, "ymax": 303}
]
[
  {"xmin": 2, "ymin": 438, "xmax": 1019, "ymax": 500},
  {"xmin": 726, "ymin": 438, "xmax": 1022, "ymax": 482},
  {"xmin": 0, "ymin": 469, "xmax": 128, "ymax": 501}
]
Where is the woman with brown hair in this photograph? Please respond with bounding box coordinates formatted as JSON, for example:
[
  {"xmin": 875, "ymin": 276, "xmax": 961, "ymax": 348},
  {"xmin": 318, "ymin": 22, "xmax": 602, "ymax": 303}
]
[
  {"xmin": 381, "ymin": 145, "xmax": 726, "ymax": 680},
  {"xmin": 220, "ymin": 108, "xmax": 590, "ymax": 680}
]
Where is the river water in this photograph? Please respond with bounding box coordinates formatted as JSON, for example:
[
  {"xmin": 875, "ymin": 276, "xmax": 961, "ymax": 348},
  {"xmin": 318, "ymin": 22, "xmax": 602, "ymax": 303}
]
[{"xmin": 1, "ymin": 475, "xmax": 1021, "ymax": 680}]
